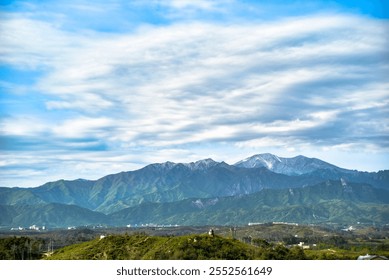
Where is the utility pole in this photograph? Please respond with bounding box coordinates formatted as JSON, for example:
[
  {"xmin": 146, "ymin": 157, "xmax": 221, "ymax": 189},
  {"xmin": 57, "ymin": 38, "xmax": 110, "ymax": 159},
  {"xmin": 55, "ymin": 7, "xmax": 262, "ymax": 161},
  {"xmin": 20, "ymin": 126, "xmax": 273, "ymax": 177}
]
[
  {"xmin": 48, "ymin": 238, "xmax": 54, "ymax": 254},
  {"xmin": 230, "ymin": 227, "xmax": 237, "ymax": 239}
]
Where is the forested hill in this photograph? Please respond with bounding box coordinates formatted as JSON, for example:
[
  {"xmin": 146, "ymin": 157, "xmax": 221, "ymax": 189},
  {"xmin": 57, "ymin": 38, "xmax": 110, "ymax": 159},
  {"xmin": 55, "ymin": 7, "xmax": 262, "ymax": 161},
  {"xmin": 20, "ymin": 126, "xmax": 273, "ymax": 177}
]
[{"xmin": 46, "ymin": 233, "xmax": 306, "ymax": 260}]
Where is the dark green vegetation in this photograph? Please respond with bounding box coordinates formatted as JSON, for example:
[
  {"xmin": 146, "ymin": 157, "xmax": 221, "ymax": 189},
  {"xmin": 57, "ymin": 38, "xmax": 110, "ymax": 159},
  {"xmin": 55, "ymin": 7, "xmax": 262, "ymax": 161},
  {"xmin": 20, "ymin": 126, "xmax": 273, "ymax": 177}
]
[
  {"xmin": 46, "ymin": 234, "xmax": 307, "ymax": 260},
  {"xmin": 1, "ymin": 181, "xmax": 388, "ymax": 227},
  {"xmin": 0, "ymin": 236, "xmax": 46, "ymax": 260},
  {"xmin": 1, "ymin": 224, "xmax": 388, "ymax": 260},
  {"xmin": 110, "ymin": 181, "xmax": 389, "ymax": 225}
]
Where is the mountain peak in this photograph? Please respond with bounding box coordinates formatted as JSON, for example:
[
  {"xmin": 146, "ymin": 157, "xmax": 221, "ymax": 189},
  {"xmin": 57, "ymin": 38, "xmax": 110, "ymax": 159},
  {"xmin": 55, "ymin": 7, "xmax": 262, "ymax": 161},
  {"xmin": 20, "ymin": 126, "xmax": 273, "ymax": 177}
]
[
  {"xmin": 146, "ymin": 161, "xmax": 177, "ymax": 171},
  {"xmin": 185, "ymin": 158, "xmax": 219, "ymax": 170},
  {"xmin": 145, "ymin": 159, "xmax": 219, "ymax": 172},
  {"xmin": 235, "ymin": 153, "xmax": 282, "ymax": 169},
  {"xmin": 235, "ymin": 153, "xmax": 341, "ymax": 175}
]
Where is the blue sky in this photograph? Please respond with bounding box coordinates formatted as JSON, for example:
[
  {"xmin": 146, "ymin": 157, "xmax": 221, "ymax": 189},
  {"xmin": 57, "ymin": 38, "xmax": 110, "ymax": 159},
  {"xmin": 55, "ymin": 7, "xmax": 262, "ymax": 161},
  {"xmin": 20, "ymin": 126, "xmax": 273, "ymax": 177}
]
[{"xmin": 0, "ymin": 0, "xmax": 388, "ymax": 187}]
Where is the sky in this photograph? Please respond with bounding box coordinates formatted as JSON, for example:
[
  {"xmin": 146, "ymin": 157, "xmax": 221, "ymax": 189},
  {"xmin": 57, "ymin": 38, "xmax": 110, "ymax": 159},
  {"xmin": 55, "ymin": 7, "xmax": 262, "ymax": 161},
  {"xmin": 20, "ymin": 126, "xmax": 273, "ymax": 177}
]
[{"xmin": 0, "ymin": 0, "xmax": 388, "ymax": 187}]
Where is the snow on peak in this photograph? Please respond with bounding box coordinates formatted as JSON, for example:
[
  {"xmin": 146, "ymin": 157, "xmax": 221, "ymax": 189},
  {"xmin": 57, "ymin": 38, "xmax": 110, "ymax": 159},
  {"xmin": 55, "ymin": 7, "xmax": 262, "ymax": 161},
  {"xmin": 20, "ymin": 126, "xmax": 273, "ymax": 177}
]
[
  {"xmin": 155, "ymin": 161, "xmax": 177, "ymax": 170},
  {"xmin": 149, "ymin": 159, "xmax": 220, "ymax": 172},
  {"xmin": 235, "ymin": 153, "xmax": 281, "ymax": 169},
  {"xmin": 184, "ymin": 158, "xmax": 219, "ymax": 170},
  {"xmin": 235, "ymin": 153, "xmax": 341, "ymax": 175}
]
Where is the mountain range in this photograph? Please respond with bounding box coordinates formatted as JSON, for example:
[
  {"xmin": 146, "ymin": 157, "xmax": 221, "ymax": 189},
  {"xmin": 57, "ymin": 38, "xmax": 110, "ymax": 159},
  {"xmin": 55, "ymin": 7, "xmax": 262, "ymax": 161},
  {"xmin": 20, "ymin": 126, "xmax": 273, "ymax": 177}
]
[{"xmin": 1, "ymin": 153, "xmax": 388, "ymax": 228}]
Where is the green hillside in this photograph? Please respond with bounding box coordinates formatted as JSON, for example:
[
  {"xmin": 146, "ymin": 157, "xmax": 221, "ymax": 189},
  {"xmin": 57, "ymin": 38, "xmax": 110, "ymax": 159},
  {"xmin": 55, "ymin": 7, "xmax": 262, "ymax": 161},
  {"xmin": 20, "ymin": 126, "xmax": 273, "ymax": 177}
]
[
  {"xmin": 110, "ymin": 181, "xmax": 389, "ymax": 226},
  {"xmin": 1, "ymin": 203, "xmax": 109, "ymax": 228},
  {"xmin": 47, "ymin": 233, "xmax": 307, "ymax": 260},
  {"xmin": 2, "ymin": 181, "xmax": 388, "ymax": 227}
]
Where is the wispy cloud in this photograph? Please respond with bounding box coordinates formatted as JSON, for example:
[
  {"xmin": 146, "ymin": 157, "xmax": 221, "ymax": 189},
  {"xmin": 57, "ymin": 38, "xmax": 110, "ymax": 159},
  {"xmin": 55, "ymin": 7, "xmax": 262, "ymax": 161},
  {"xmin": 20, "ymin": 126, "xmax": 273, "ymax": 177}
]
[
  {"xmin": 1, "ymin": 1, "xmax": 388, "ymax": 187},
  {"xmin": 161, "ymin": 0, "xmax": 219, "ymax": 10}
]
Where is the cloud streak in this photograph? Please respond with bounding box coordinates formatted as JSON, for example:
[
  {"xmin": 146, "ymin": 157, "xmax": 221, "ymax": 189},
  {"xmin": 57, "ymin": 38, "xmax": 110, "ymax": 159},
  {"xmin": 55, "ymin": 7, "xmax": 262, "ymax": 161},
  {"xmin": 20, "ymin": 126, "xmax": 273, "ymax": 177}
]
[{"xmin": 1, "ymin": 1, "xmax": 388, "ymax": 187}]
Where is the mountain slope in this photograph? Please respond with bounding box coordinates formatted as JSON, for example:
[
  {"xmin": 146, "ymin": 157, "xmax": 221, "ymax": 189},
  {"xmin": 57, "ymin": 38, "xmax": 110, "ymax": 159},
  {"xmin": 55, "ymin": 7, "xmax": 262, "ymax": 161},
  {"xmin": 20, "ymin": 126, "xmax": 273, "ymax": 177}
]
[
  {"xmin": 235, "ymin": 153, "xmax": 347, "ymax": 175},
  {"xmin": 0, "ymin": 203, "xmax": 109, "ymax": 228},
  {"xmin": 1, "ymin": 180, "xmax": 388, "ymax": 228},
  {"xmin": 1, "ymin": 155, "xmax": 388, "ymax": 216},
  {"xmin": 110, "ymin": 181, "xmax": 389, "ymax": 226},
  {"xmin": 47, "ymin": 233, "xmax": 306, "ymax": 260},
  {"xmin": 0, "ymin": 187, "xmax": 45, "ymax": 205},
  {"xmin": 31, "ymin": 179, "xmax": 95, "ymax": 208},
  {"xmin": 4, "ymin": 161, "xmax": 321, "ymax": 214},
  {"xmin": 0, "ymin": 154, "xmax": 388, "ymax": 228}
]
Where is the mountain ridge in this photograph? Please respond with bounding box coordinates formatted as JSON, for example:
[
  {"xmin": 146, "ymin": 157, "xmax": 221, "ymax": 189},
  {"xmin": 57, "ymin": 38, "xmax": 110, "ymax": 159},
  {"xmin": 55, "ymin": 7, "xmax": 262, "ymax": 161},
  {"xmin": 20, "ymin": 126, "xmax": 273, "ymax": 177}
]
[
  {"xmin": 0, "ymin": 153, "xmax": 388, "ymax": 228},
  {"xmin": 109, "ymin": 180, "xmax": 389, "ymax": 226},
  {"xmin": 2, "ymin": 180, "xmax": 388, "ymax": 227},
  {"xmin": 234, "ymin": 153, "xmax": 349, "ymax": 175}
]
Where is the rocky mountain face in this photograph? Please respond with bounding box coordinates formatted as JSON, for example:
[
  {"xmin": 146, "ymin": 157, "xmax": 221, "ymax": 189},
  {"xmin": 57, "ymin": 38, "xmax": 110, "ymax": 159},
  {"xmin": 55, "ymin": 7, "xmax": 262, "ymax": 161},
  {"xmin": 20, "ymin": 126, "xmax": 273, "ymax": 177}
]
[{"xmin": 0, "ymin": 154, "xmax": 388, "ymax": 228}]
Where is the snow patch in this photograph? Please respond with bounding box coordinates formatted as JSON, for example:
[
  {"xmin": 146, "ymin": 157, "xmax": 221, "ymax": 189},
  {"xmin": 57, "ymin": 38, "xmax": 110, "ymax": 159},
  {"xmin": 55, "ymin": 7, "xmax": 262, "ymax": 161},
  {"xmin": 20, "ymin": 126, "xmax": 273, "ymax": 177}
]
[
  {"xmin": 274, "ymin": 155, "xmax": 282, "ymax": 162},
  {"xmin": 191, "ymin": 198, "xmax": 219, "ymax": 209}
]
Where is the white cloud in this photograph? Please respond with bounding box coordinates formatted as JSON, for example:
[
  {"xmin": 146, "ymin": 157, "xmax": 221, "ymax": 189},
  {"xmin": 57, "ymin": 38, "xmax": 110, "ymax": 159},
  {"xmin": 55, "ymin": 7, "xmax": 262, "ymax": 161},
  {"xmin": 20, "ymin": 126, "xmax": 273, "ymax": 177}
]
[
  {"xmin": 164, "ymin": 0, "xmax": 218, "ymax": 10},
  {"xmin": 1, "ymin": 9, "xmax": 388, "ymax": 186},
  {"xmin": 51, "ymin": 117, "xmax": 114, "ymax": 139},
  {"xmin": 46, "ymin": 93, "xmax": 114, "ymax": 112},
  {"xmin": 0, "ymin": 116, "xmax": 48, "ymax": 136},
  {"xmin": 0, "ymin": 16, "xmax": 80, "ymax": 69}
]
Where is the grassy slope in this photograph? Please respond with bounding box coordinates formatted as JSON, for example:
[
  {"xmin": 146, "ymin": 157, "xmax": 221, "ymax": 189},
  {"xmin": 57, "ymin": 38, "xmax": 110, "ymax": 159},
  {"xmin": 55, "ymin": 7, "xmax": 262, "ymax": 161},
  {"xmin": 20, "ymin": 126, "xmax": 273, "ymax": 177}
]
[{"xmin": 46, "ymin": 233, "xmax": 306, "ymax": 260}]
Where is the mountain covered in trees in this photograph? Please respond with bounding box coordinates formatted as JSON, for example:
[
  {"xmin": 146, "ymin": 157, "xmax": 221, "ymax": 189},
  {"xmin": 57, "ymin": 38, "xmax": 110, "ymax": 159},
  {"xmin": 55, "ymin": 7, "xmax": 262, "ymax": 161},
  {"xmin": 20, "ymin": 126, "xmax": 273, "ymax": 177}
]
[{"xmin": 1, "ymin": 154, "xmax": 388, "ymax": 228}]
